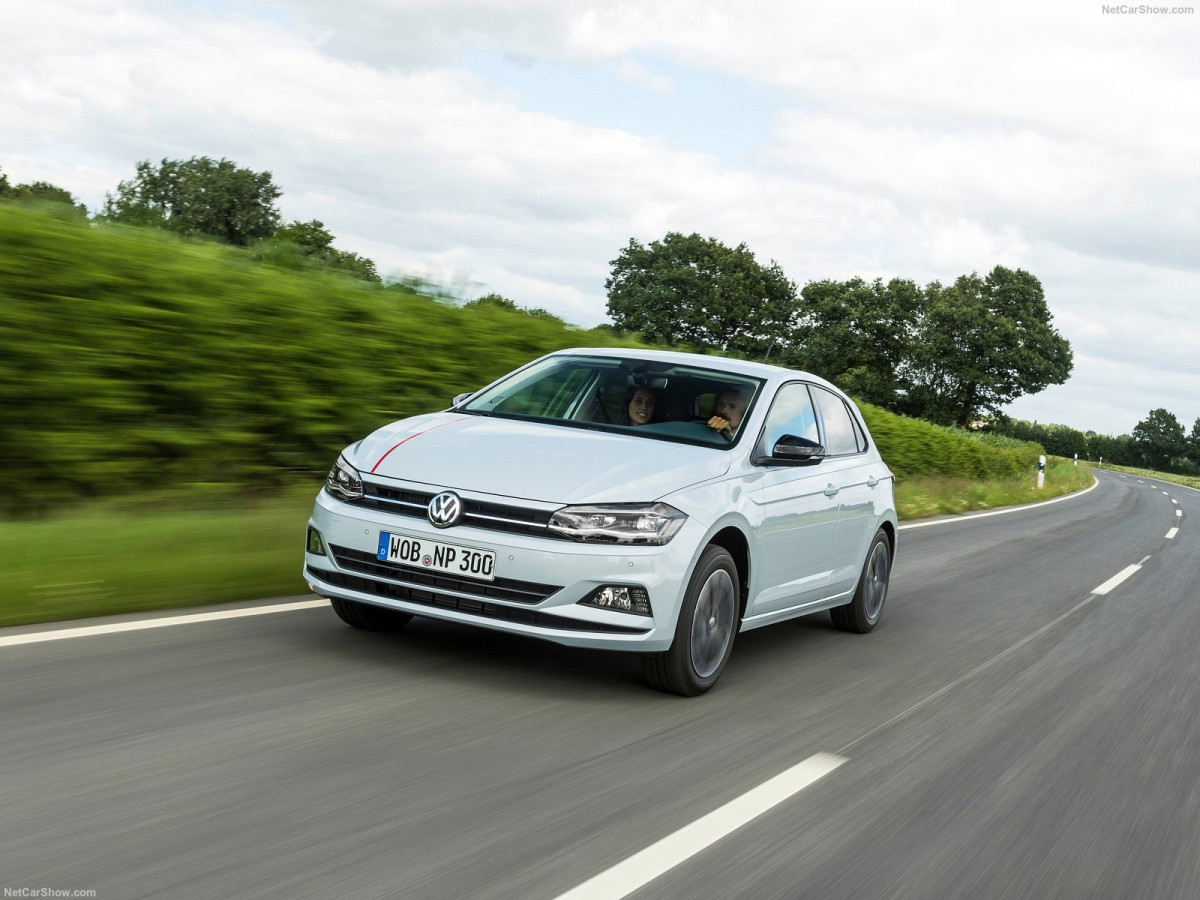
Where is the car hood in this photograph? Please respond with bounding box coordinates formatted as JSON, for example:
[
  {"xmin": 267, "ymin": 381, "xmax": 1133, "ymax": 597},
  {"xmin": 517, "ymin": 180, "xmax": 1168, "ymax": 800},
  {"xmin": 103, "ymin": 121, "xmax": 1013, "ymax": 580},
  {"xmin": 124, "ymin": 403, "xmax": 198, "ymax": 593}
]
[{"xmin": 353, "ymin": 413, "xmax": 731, "ymax": 504}]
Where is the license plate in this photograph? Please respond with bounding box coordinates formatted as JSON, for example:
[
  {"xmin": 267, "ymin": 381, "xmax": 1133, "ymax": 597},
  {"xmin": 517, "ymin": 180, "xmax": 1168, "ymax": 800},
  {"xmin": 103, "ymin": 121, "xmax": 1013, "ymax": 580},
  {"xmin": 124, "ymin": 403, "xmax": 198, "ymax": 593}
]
[{"xmin": 376, "ymin": 532, "xmax": 496, "ymax": 581}]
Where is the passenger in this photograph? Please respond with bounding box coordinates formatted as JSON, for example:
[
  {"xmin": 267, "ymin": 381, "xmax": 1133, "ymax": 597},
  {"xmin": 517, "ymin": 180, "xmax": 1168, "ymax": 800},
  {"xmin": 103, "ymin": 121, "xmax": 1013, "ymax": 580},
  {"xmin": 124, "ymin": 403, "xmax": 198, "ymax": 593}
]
[
  {"xmin": 707, "ymin": 386, "xmax": 750, "ymax": 438},
  {"xmin": 620, "ymin": 386, "xmax": 658, "ymax": 426}
]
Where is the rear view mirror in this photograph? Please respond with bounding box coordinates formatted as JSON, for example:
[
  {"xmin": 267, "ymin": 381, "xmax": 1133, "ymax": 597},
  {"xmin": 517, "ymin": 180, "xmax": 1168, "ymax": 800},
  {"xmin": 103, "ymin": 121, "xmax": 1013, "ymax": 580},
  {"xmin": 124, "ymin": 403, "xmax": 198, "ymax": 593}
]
[
  {"xmin": 628, "ymin": 374, "xmax": 669, "ymax": 390},
  {"xmin": 755, "ymin": 434, "xmax": 826, "ymax": 466},
  {"xmin": 451, "ymin": 392, "xmax": 473, "ymax": 408}
]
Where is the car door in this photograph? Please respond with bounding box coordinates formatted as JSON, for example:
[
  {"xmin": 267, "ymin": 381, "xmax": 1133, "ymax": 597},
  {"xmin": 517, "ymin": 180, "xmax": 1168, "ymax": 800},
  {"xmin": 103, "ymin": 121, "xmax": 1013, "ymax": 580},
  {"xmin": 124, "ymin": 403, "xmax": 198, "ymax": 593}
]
[
  {"xmin": 746, "ymin": 382, "xmax": 840, "ymax": 615},
  {"xmin": 810, "ymin": 386, "xmax": 877, "ymax": 594}
]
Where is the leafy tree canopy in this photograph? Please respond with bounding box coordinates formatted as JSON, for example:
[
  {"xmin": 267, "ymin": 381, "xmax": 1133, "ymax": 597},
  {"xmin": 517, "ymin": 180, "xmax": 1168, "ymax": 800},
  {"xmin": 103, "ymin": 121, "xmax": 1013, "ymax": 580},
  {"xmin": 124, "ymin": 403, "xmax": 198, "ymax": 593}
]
[
  {"xmin": 0, "ymin": 166, "xmax": 87, "ymax": 215},
  {"xmin": 788, "ymin": 277, "xmax": 920, "ymax": 407},
  {"xmin": 605, "ymin": 232, "xmax": 799, "ymax": 357},
  {"xmin": 901, "ymin": 266, "xmax": 1073, "ymax": 427},
  {"xmin": 464, "ymin": 293, "xmax": 566, "ymax": 325},
  {"xmin": 270, "ymin": 219, "xmax": 380, "ymax": 283},
  {"xmin": 1132, "ymin": 408, "xmax": 1187, "ymax": 470},
  {"xmin": 464, "ymin": 293, "xmax": 520, "ymax": 312},
  {"xmin": 100, "ymin": 156, "xmax": 282, "ymax": 245}
]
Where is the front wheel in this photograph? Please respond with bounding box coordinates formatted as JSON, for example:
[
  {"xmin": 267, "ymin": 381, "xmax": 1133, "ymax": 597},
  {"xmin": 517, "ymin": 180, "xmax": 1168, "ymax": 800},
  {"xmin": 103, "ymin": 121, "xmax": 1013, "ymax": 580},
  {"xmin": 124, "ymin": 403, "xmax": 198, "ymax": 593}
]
[
  {"xmin": 830, "ymin": 530, "xmax": 891, "ymax": 633},
  {"xmin": 642, "ymin": 545, "xmax": 740, "ymax": 696},
  {"xmin": 330, "ymin": 597, "xmax": 413, "ymax": 632}
]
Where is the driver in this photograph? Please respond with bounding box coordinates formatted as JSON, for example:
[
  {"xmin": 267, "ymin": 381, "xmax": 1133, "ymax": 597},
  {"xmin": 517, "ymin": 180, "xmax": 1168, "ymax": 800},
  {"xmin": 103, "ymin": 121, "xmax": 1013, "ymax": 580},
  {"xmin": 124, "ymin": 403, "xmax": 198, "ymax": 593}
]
[{"xmin": 707, "ymin": 386, "xmax": 750, "ymax": 438}]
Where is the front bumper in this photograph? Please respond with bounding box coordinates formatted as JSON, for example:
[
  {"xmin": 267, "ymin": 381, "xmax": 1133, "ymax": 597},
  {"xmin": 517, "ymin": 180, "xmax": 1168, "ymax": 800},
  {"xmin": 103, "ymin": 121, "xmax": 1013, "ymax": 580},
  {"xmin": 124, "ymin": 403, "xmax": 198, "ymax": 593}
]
[{"xmin": 304, "ymin": 488, "xmax": 701, "ymax": 651}]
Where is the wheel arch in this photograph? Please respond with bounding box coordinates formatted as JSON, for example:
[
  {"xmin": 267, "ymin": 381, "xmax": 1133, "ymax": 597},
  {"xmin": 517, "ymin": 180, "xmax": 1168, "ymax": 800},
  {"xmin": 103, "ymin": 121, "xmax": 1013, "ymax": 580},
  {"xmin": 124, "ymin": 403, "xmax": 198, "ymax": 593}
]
[
  {"xmin": 878, "ymin": 518, "xmax": 897, "ymax": 558},
  {"xmin": 706, "ymin": 525, "xmax": 751, "ymax": 619}
]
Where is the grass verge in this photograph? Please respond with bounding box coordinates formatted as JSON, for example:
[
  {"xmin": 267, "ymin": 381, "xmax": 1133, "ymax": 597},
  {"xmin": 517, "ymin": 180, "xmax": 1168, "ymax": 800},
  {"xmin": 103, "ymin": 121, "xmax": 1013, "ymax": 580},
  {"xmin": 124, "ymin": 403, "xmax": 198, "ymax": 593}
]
[
  {"xmin": 894, "ymin": 459, "xmax": 1094, "ymax": 520},
  {"xmin": 1, "ymin": 461, "xmax": 1097, "ymax": 628},
  {"xmin": 0, "ymin": 486, "xmax": 317, "ymax": 627},
  {"xmin": 1094, "ymin": 464, "xmax": 1200, "ymax": 492}
]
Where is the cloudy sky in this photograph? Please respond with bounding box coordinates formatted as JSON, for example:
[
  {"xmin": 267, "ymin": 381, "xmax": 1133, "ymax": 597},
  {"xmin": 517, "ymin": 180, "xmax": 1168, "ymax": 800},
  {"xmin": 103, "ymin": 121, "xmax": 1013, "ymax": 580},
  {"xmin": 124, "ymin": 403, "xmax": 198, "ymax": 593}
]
[{"xmin": 4, "ymin": 0, "xmax": 1198, "ymax": 437}]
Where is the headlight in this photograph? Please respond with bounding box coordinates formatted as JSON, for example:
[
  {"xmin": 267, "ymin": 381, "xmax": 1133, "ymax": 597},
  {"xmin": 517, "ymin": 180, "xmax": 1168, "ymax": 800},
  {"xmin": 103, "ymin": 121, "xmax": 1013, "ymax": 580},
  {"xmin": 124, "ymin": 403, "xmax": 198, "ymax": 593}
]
[
  {"xmin": 325, "ymin": 456, "xmax": 363, "ymax": 501},
  {"xmin": 548, "ymin": 502, "xmax": 686, "ymax": 545}
]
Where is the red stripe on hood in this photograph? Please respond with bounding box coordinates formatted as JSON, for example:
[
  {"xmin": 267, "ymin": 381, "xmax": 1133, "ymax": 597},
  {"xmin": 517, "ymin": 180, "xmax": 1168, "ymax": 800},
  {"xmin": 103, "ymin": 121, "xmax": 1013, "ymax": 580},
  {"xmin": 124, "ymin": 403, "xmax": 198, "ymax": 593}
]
[{"xmin": 370, "ymin": 418, "xmax": 464, "ymax": 473}]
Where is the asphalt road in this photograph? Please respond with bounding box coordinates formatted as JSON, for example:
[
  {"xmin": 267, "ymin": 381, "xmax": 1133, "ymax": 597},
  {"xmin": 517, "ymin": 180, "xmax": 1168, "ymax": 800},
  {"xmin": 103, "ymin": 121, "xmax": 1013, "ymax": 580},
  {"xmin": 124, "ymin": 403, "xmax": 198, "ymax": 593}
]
[{"xmin": 2, "ymin": 469, "xmax": 1197, "ymax": 900}]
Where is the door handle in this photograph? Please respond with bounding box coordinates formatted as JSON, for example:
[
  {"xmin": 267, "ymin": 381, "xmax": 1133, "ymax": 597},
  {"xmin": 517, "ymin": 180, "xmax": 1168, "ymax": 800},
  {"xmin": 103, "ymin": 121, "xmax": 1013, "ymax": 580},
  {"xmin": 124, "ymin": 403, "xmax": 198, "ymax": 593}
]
[
  {"xmin": 824, "ymin": 484, "xmax": 840, "ymax": 497},
  {"xmin": 867, "ymin": 476, "xmax": 880, "ymax": 488}
]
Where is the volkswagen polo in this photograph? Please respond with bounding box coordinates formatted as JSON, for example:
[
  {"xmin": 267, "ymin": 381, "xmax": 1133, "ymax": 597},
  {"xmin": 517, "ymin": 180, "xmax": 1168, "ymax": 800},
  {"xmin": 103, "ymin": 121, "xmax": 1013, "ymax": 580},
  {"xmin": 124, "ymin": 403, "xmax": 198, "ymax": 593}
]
[{"xmin": 304, "ymin": 348, "xmax": 897, "ymax": 695}]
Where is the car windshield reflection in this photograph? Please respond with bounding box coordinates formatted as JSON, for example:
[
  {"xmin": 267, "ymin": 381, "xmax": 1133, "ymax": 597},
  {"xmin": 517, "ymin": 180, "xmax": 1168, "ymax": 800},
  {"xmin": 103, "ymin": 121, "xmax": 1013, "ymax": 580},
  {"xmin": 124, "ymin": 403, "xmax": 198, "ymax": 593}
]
[{"xmin": 457, "ymin": 354, "xmax": 765, "ymax": 448}]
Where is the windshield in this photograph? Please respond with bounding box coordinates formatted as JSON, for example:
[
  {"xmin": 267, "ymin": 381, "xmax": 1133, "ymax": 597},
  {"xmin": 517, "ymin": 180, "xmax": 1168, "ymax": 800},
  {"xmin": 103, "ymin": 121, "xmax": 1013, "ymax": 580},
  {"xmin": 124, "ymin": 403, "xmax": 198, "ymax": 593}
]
[{"xmin": 458, "ymin": 354, "xmax": 765, "ymax": 448}]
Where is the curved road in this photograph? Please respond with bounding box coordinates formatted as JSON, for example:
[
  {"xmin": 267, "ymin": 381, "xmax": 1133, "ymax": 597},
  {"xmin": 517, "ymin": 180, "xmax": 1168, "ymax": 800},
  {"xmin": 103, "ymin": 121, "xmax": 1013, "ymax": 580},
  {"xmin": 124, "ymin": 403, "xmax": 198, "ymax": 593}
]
[{"xmin": 2, "ymin": 469, "xmax": 1197, "ymax": 899}]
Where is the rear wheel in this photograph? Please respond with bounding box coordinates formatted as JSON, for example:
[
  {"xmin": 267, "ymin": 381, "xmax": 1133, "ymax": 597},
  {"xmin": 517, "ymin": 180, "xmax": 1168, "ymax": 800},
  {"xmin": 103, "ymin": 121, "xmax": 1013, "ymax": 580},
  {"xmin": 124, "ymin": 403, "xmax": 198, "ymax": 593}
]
[
  {"xmin": 643, "ymin": 545, "xmax": 739, "ymax": 696},
  {"xmin": 330, "ymin": 598, "xmax": 413, "ymax": 631},
  {"xmin": 830, "ymin": 530, "xmax": 891, "ymax": 633}
]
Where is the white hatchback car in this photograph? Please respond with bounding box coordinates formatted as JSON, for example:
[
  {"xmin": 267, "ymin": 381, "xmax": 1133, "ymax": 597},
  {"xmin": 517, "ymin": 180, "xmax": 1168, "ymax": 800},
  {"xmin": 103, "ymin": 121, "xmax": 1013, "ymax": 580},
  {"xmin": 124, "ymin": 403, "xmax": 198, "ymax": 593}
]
[{"xmin": 304, "ymin": 348, "xmax": 897, "ymax": 695}]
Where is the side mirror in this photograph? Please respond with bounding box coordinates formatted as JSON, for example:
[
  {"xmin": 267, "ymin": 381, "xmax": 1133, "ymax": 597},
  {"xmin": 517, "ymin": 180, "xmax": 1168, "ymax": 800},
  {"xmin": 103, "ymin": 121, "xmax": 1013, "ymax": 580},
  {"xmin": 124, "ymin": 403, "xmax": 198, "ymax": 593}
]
[
  {"xmin": 754, "ymin": 434, "xmax": 826, "ymax": 467},
  {"xmin": 451, "ymin": 392, "xmax": 473, "ymax": 408}
]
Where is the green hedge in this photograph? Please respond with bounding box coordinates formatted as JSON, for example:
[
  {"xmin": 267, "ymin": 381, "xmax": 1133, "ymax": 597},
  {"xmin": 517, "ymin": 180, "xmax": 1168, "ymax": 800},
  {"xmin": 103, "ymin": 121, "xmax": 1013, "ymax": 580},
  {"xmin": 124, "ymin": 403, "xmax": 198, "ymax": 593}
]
[
  {"xmin": 0, "ymin": 204, "xmax": 642, "ymax": 513},
  {"xmin": 859, "ymin": 403, "xmax": 1041, "ymax": 479},
  {"xmin": 1, "ymin": 203, "xmax": 1046, "ymax": 514}
]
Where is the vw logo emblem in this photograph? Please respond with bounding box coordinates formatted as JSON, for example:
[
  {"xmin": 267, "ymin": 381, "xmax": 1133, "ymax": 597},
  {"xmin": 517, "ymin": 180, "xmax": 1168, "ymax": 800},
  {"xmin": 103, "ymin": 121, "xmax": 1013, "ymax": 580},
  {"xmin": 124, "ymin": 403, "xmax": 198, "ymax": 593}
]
[{"xmin": 427, "ymin": 491, "xmax": 463, "ymax": 528}]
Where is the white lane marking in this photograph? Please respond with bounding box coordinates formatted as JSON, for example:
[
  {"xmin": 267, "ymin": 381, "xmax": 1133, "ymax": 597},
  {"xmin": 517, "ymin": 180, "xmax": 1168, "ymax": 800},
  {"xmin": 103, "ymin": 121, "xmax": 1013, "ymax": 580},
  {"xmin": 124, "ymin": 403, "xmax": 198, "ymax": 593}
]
[
  {"xmin": 1177, "ymin": 509, "xmax": 1183, "ymax": 517},
  {"xmin": 554, "ymin": 753, "xmax": 846, "ymax": 900},
  {"xmin": 836, "ymin": 591, "xmax": 1103, "ymax": 756},
  {"xmin": 0, "ymin": 600, "xmax": 328, "ymax": 648},
  {"xmin": 838, "ymin": 553, "xmax": 1152, "ymax": 757},
  {"xmin": 900, "ymin": 477, "xmax": 1099, "ymax": 531},
  {"xmin": 1166, "ymin": 528, "xmax": 1179, "ymax": 540},
  {"xmin": 1163, "ymin": 491, "xmax": 1170, "ymax": 495},
  {"xmin": 1093, "ymin": 564, "xmax": 1143, "ymax": 595},
  {"xmin": 1174, "ymin": 499, "xmax": 1179, "ymax": 504}
]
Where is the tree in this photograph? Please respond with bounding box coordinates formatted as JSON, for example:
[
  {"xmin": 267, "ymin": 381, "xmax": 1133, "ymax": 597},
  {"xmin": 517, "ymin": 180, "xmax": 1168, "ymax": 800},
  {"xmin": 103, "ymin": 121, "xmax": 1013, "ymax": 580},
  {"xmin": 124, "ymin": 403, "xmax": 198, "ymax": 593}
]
[
  {"xmin": 605, "ymin": 232, "xmax": 799, "ymax": 357},
  {"xmin": 0, "ymin": 167, "xmax": 87, "ymax": 215},
  {"xmin": 464, "ymin": 293, "xmax": 520, "ymax": 312},
  {"xmin": 1190, "ymin": 418, "xmax": 1200, "ymax": 458},
  {"xmin": 464, "ymin": 293, "xmax": 566, "ymax": 325},
  {"xmin": 901, "ymin": 267, "xmax": 1073, "ymax": 426},
  {"xmin": 788, "ymin": 277, "xmax": 920, "ymax": 407},
  {"xmin": 271, "ymin": 219, "xmax": 380, "ymax": 282},
  {"xmin": 101, "ymin": 156, "xmax": 281, "ymax": 245},
  {"xmin": 1132, "ymin": 408, "xmax": 1186, "ymax": 470}
]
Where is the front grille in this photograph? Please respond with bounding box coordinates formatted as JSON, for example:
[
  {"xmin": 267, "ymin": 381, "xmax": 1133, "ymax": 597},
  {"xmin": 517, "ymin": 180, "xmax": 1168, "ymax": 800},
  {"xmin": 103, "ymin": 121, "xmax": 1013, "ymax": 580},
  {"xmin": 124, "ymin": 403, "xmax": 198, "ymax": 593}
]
[
  {"xmin": 329, "ymin": 545, "xmax": 561, "ymax": 605},
  {"xmin": 308, "ymin": 567, "xmax": 649, "ymax": 635},
  {"xmin": 355, "ymin": 481, "xmax": 557, "ymax": 539}
]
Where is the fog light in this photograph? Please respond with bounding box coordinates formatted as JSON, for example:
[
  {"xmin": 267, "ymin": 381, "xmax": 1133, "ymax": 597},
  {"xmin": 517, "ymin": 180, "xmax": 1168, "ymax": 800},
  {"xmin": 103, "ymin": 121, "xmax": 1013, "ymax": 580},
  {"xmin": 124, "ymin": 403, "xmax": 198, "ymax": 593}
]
[
  {"xmin": 307, "ymin": 527, "xmax": 327, "ymax": 556},
  {"xmin": 580, "ymin": 585, "xmax": 652, "ymax": 616}
]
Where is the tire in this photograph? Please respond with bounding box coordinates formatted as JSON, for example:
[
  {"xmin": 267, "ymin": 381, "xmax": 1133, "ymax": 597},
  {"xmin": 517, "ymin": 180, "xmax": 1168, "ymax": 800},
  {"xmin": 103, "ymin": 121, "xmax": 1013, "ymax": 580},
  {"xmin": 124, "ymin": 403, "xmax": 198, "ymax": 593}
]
[
  {"xmin": 830, "ymin": 530, "xmax": 891, "ymax": 633},
  {"xmin": 330, "ymin": 597, "xmax": 413, "ymax": 632},
  {"xmin": 642, "ymin": 545, "xmax": 740, "ymax": 696}
]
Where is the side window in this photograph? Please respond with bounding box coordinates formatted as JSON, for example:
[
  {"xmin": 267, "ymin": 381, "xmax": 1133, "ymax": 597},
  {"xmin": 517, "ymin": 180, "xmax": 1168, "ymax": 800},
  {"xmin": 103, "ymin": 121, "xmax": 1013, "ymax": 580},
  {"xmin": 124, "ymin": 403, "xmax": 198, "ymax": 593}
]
[
  {"xmin": 812, "ymin": 387, "xmax": 863, "ymax": 455},
  {"xmin": 757, "ymin": 383, "xmax": 819, "ymax": 456}
]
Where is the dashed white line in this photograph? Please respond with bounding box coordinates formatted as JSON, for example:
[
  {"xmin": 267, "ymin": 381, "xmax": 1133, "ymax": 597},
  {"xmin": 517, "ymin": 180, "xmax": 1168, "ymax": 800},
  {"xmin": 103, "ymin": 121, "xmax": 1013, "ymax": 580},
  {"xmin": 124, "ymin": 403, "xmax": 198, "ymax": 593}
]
[
  {"xmin": 1166, "ymin": 528, "xmax": 1179, "ymax": 540},
  {"xmin": 1093, "ymin": 564, "xmax": 1144, "ymax": 595},
  {"xmin": 553, "ymin": 753, "xmax": 847, "ymax": 900},
  {"xmin": 0, "ymin": 600, "xmax": 328, "ymax": 648}
]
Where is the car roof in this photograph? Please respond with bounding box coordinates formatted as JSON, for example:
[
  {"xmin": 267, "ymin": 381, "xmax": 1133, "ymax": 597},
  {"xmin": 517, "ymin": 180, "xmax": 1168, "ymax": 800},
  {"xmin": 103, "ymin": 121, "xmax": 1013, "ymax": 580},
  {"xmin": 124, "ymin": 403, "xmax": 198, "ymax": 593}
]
[{"xmin": 553, "ymin": 347, "xmax": 830, "ymax": 386}]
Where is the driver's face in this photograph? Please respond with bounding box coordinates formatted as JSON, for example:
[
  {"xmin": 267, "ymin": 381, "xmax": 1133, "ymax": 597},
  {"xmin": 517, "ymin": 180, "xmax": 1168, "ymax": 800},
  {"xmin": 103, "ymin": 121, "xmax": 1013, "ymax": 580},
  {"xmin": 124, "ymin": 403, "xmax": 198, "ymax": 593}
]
[{"xmin": 713, "ymin": 392, "xmax": 746, "ymax": 427}]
